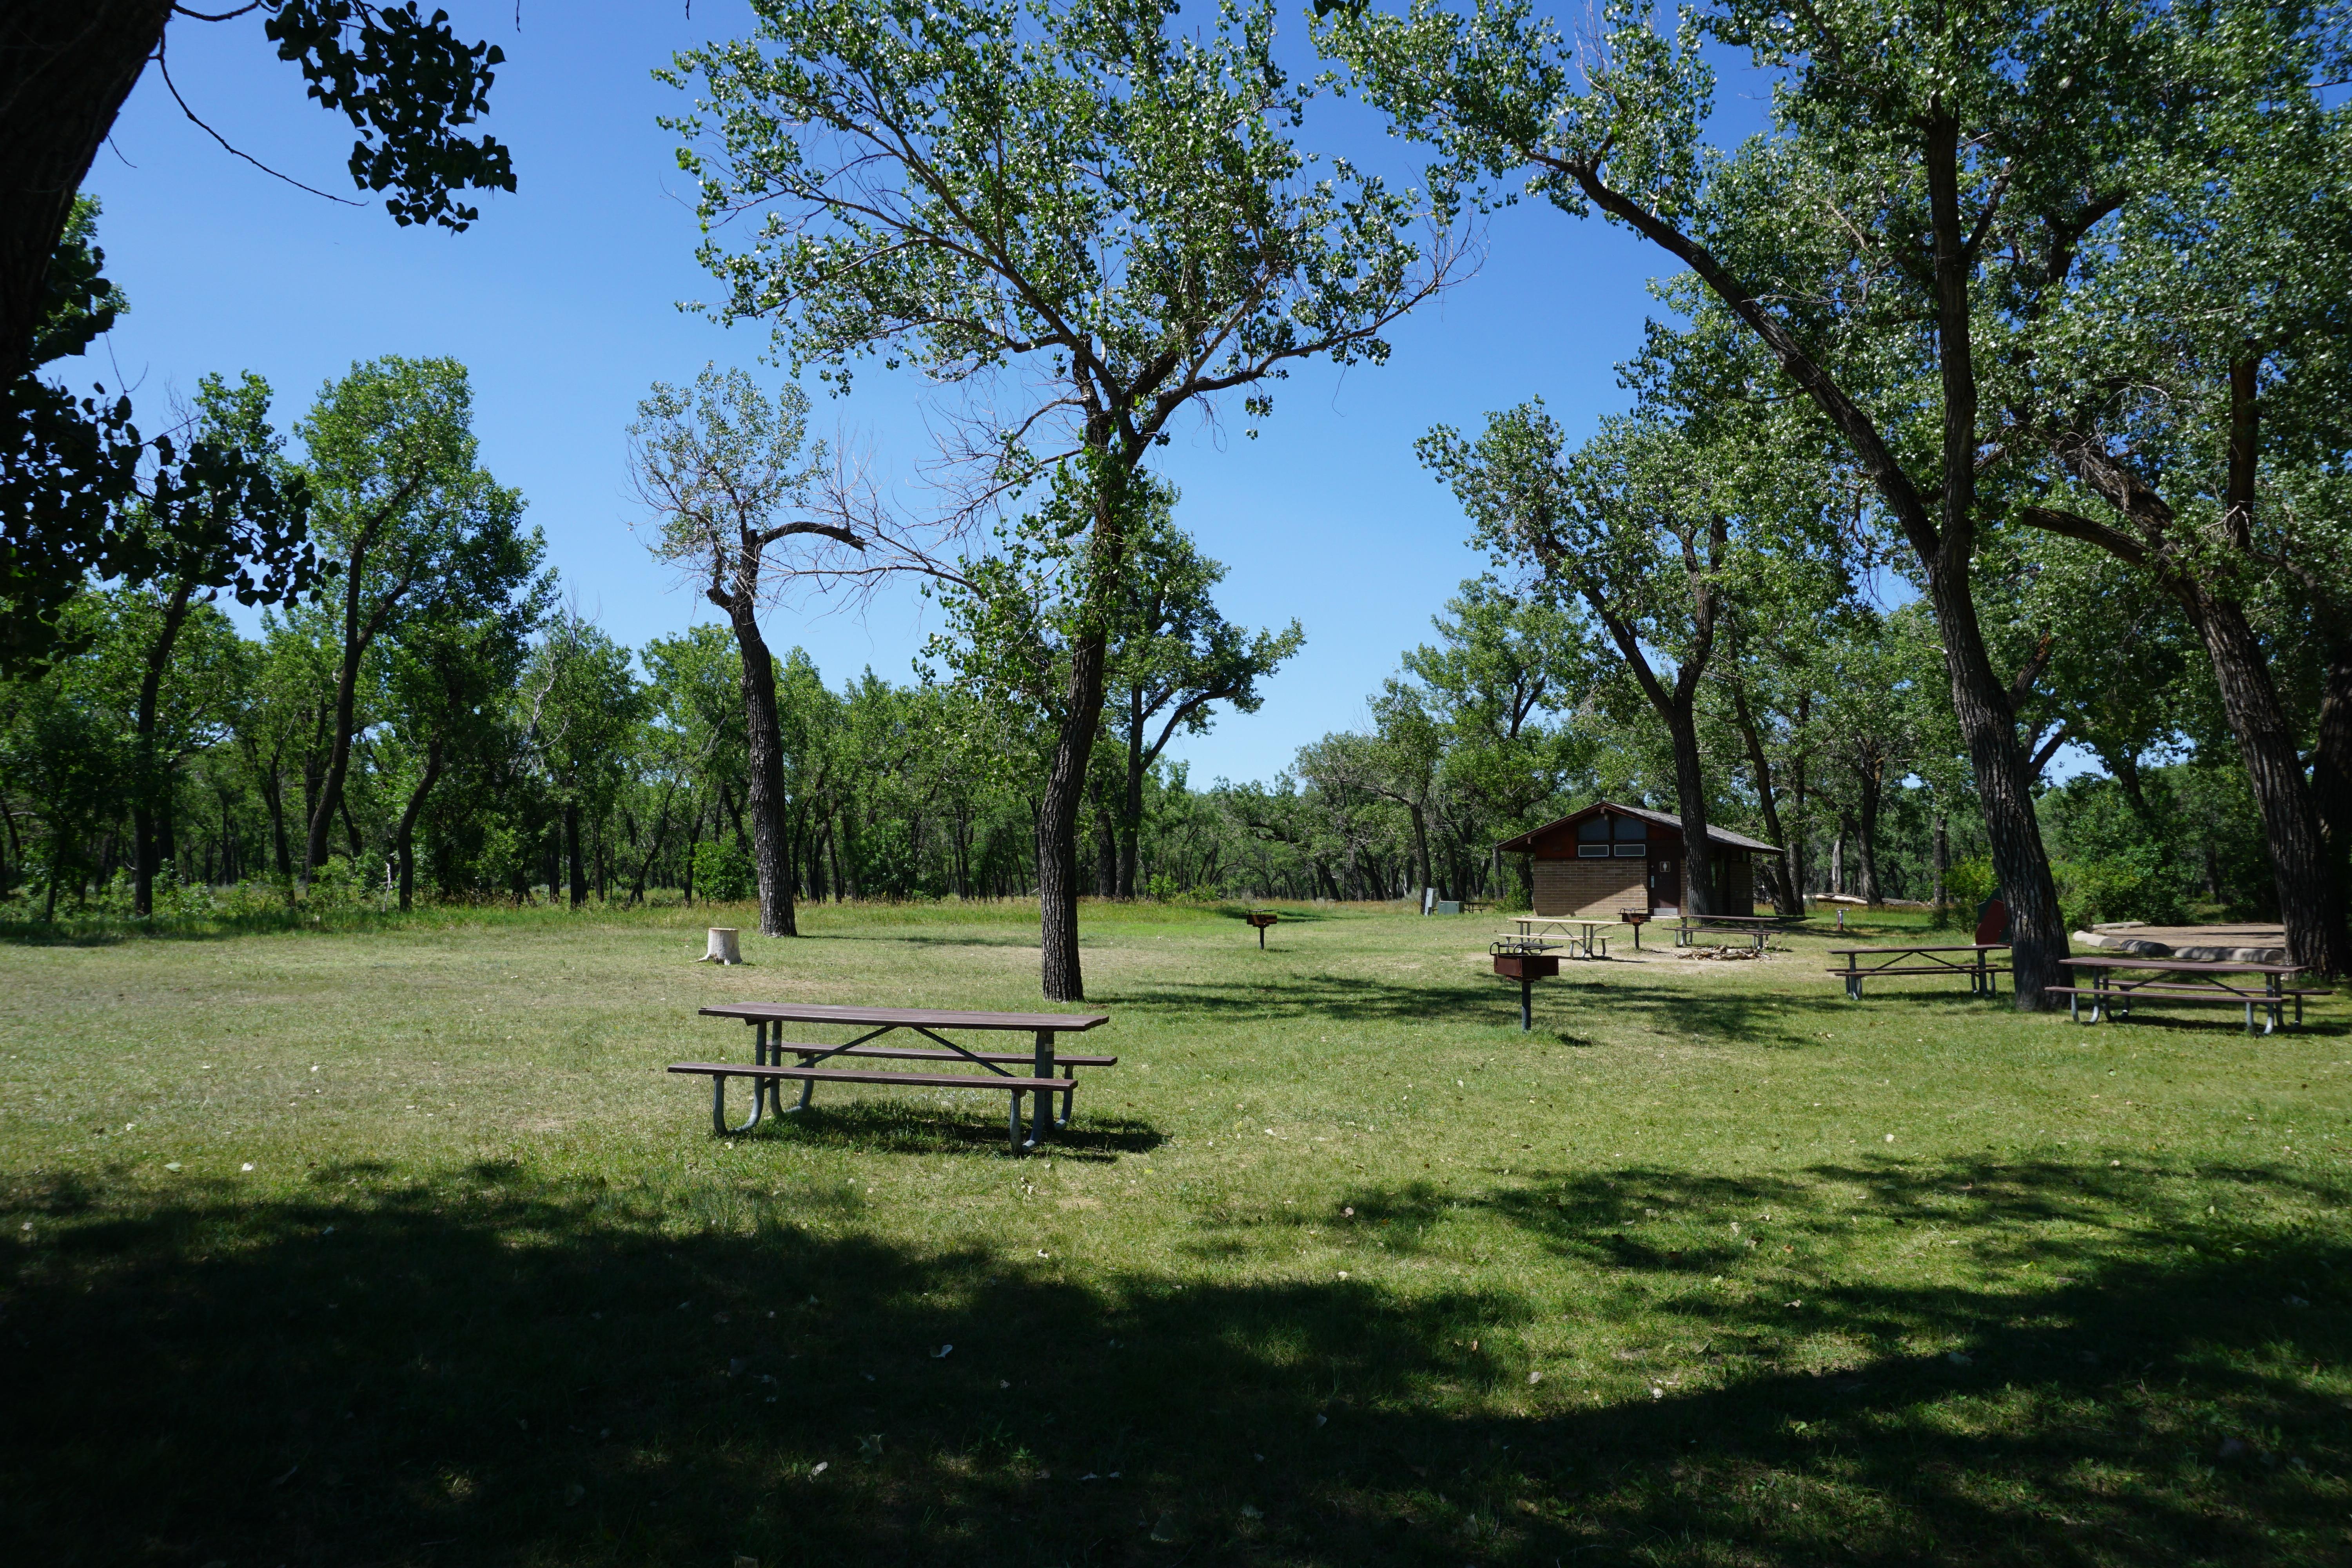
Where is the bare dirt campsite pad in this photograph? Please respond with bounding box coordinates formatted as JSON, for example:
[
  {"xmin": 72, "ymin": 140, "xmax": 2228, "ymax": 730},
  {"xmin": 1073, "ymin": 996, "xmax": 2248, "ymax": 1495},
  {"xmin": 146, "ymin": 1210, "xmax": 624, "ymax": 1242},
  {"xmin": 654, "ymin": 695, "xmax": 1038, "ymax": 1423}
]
[{"xmin": 2, "ymin": 900, "xmax": 2347, "ymax": 1567}]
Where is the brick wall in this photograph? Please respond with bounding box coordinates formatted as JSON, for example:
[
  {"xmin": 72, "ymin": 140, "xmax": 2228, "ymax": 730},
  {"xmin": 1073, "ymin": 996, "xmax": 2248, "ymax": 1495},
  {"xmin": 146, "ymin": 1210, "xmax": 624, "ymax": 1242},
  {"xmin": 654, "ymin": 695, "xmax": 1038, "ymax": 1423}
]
[{"xmin": 1532, "ymin": 855, "xmax": 1646, "ymax": 917}]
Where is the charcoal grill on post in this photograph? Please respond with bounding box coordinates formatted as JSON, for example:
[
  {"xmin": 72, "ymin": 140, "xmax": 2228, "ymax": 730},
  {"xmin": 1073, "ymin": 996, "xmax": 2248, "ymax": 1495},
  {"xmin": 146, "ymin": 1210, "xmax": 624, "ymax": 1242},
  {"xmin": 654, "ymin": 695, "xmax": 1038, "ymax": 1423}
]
[
  {"xmin": 1245, "ymin": 910, "xmax": 1278, "ymax": 948},
  {"xmin": 1490, "ymin": 942, "xmax": 1562, "ymax": 1031}
]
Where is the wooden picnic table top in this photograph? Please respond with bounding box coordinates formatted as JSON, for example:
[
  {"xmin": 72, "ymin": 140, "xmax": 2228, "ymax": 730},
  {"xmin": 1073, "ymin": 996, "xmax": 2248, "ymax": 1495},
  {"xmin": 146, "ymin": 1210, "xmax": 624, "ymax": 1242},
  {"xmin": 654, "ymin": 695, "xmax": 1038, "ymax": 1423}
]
[
  {"xmin": 698, "ymin": 1001, "xmax": 1113, "ymax": 1032},
  {"xmin": 2061, "ymin": 955, "xmax": 2303, "ymax": 977},
  {"xmin": 1512, "ymin": 915, "xmax": 1611, "ymax": 928}
]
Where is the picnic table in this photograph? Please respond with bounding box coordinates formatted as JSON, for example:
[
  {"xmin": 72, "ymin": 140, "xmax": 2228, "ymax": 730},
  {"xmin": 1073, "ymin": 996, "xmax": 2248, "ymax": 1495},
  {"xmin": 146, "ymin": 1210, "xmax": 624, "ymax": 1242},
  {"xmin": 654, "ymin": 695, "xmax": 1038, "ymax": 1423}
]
[
  {"xmin": 2052, "ymin": 956, "xmax": 2316, "ymax": 1034},
  {"xmin": 1827, "ymin": 943, "xmax": 2008, "ymax": 1000},
  {"xmin": 1671, "ymin": 913, "xmax": 1809, "ymax": 952},
  {"xmin": 669, "ymin": 1002, "xmax": 1114, "ymax": 1152},
  {"xmin": 1505, "ymin": 915, "xmax": 1612, "ymax": 958}
]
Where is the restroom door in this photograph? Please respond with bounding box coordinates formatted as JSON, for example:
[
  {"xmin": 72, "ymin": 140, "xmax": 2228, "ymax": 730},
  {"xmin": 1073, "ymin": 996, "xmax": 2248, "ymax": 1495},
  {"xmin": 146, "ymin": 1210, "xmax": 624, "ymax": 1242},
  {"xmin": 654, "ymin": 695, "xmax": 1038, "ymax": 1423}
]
[{"xmin": 1650, "ymin": 855, "xmax": 1681, "ymax": 914}]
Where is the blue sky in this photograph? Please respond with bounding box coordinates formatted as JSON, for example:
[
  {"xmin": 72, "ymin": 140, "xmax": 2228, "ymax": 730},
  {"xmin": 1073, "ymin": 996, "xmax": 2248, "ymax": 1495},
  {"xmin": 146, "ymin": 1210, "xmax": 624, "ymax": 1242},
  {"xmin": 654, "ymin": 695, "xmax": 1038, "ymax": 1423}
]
[{"xmin": 78, "ymin": 1, "xmax": 1720, "ymax": 786}]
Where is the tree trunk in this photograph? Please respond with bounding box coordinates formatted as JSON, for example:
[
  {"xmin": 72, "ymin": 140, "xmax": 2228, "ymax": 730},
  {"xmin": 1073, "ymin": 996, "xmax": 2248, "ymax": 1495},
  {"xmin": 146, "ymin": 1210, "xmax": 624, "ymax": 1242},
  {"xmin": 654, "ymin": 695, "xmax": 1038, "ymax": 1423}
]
[
  {"xmin": 45, "ymin": 827, "xmax": 65, "ymax": 920},
  {"xmin": 1830, "ymin": 824, "xmax": 1845, "ymax": 896},
  {"xmin": 1119, "ymin": 686, "xmax": 1146, "ymax": 898},
  {"xmin": 1854, "ymin": 756, "xmax": 1884, "ymax": 906},
  {"xmin": 1, "ymin": 2, "xmax": 171, "ymax": 385},
  {"xmin": 1728, "ymin": 682, "xmax": 1801, "ymax": 915},
  {"xmin": 724, "ymin": 605, "xmax": 797, "ymax": 937},
  {"xmin": 1921, "ymin": 562, "xmax": 2070, "ymax": 1005},
  {"xmin": 131, "ymin": 583, "xmax": 193, "ymax": 916},
  {"xmin": 1406, "ymin": 800, "xmax": 1433, "ymax": 906},
  {"xmin": 1649, "ymin": 692, "xmax": 1713, "ymax": 915},
  {"xmin": 2107, "ymin": 747, "xmax": 2155, "ymax": 827},
  {"xmin": 2194, "ymin": 594, "xmax": 2348, "ymax": 975},
  {"xmin": 1038, "ymin": 626, "xmax": 1110, "ymax": 1000},
  {"xmin": 305, "ymin": 549, "xmax": 377, "ymax": 878},
  {"xmin": 392, "ymin": 738, "xmax": 443, "ymax": 912},
  {"xmin": 1788, "ymin": 751, "xmax": 1809, "ymax": 903},
  {"xmin": 2315, "ymin": 645, "xmax": 2352, "ymax": 928},
  {"xmin": 1933, "ymin": 810, "xmax": 1949, "ymax": 910},
  {"xmin": 258, "ymin": 752, "xmax": 292, "ymax": 881},
  {"xmin": 1093, "ymin": 794, "xmax": 1118, "ymax": 898},
  {"xmin": 564, "ymin": 800, "xmax": 586, "ymax": 909}
]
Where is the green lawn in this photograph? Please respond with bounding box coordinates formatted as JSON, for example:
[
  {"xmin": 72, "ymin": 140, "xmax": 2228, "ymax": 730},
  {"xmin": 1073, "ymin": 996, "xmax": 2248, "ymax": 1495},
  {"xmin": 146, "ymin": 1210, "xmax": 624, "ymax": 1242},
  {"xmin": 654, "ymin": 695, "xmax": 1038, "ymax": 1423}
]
[{"xmin": 2, "ymin": 900, "xmax": 2347, "ymax": 1566}]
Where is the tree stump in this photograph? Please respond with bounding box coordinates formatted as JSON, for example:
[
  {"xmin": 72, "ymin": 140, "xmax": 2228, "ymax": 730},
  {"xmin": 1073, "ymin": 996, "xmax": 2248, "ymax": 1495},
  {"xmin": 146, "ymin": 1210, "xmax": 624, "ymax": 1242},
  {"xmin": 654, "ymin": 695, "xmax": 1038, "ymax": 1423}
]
[{"xmin": 700, "ymin": 927, "xmax": 744, "ymax": 965}]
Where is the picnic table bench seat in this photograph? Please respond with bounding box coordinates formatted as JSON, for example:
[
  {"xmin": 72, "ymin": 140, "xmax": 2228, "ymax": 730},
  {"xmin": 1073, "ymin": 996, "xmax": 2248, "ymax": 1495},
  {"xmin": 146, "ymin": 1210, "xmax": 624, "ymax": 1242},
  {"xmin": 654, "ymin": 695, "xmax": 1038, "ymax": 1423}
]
[
  {"xmin": 1673, "ymin": 914, "xmax": 1806, "ymax": 952},
  {"xmin": 2046, "ymin": 984, "xmax": 2315, "ymax": 1032},
  {"xmin": 668, "ymin": 1060, "xmax": 1083, "ymax": 1143},
  {"xmin": 773, "ymin": 1043, "xmax": 1119, "ymax": 1069},
  {"xmin": 1825, "ymin": 943, "xmax": 2008, "ymax": 998}
]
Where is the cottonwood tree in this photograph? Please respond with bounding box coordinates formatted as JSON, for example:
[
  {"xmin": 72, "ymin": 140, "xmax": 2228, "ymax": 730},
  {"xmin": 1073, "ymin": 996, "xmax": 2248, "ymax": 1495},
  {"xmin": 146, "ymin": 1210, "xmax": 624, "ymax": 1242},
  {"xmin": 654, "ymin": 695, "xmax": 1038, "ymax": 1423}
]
[
  {"xmin": 521, "ymin": 612, "xmax": 642, "ymax": 909},
  {"xmin": 1404, "ymin": 576, "xmax": 1592, "ymax": 892},
  {"xmin": 630, "ymin": 367, "xmax": 889, "ymax": 938},
  {"xmin": 296, "ymin": 355, "xmax": 535, "ymax": 881},
  {"xmin": 2009, "ymin": 13, "xmax": 2352, "ymax": 974},
  {"xmin": 664, "ymin": 0, "xmax": 1464, "ymax": 998},
  {"xmin": 104, "ymin": 371, "xmax": 321, "ymax": 913},
  {"xmin": 381, "ymin": 565, "xmax": 542, "ymax": 910},
  {"xmin": 1426, "ymin": 407, "xmax": 1795, "ymax": 914},
  {"xmin": 1711, "ymin": 598, "xmax": 1835, "ymax": 915},
  {"xmin": 636, "ymin": 625, "xmax": 748, "ymax": 907},
  {"xmin": 1102, "ymin": 499, "xmax": 1302, "ymax": 898},
  {"xmin": 1323, "ymin": 0, "xmax": 2179, "ymax": 1002},
  {"xmin": 3, "ymin": 206, "xmax": 315, "ymax": 676},
  {"xmin": 3, "ymin": 2, "xmax": 513, "ymax": 387},
  {"xmin": 1804, "ymin": 606, "xmax": 1938, "ymax": 906},
  {"xmin": 4, "ymin": 10, "xmax": 513, "ymax": 670}
]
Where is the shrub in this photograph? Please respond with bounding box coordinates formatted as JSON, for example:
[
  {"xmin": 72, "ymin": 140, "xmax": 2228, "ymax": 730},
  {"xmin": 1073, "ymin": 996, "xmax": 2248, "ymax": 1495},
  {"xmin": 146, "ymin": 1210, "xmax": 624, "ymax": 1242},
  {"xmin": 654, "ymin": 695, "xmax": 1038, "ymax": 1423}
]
[
  {"xmin": 1942, "ymin": 855, "xmax": 1996, "ymax": 921},
  {"xmin": 2053, "ymin": 847, "xmax": 2187, "ymax": 930},
  {"xmin": 692, "ymin": 840, "xmax": 753, "ymax": 902}
]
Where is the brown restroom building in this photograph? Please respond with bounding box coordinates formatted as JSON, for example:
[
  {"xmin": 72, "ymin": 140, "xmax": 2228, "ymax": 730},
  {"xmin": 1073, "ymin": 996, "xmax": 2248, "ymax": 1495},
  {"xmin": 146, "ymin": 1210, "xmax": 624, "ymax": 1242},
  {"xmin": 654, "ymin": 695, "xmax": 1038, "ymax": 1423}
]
[{"xmin": 1496, "ymin": 801, "xmax": 1785, "ymax": 918}]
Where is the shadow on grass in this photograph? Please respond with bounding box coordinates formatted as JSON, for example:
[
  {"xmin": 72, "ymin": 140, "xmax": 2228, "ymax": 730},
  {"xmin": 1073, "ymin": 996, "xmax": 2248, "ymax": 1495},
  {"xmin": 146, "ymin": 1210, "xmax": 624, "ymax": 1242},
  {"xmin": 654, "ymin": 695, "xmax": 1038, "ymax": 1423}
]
[
  {"xmin": 738, "ymin": 1101, "xmax": 1165, "ymax": 1162},
  {"xmin": 4, "ymin": 1155, "xmax": 2347, "ymax": 1566},
  {"xmin": 813, "ymin": 929, "xmax": 1050, "ymax": 951},
  {"xmin": 1114, "ymin": 971, "xmax": 1877, "ymax": 1046},
  {"xmin": 1213, "ymin": 904, "xmax": 1338, "ymax": 926}
]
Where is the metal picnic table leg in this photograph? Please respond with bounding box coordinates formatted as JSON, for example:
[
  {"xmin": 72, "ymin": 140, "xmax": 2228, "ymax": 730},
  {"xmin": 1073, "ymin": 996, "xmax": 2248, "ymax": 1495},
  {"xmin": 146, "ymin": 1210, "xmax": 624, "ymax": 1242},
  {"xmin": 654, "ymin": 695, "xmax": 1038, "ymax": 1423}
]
[
  {"xmin": 711, "ymin": 1071, "xmax": 765, "ymax": 1136},
  {"xmin": 1027, "ymin": 1029, "xmax": 1057, "ymax": 1149},
  {"xmin": 760, "ymin": 1019, "xmax": 789, "ymax": 1116}
]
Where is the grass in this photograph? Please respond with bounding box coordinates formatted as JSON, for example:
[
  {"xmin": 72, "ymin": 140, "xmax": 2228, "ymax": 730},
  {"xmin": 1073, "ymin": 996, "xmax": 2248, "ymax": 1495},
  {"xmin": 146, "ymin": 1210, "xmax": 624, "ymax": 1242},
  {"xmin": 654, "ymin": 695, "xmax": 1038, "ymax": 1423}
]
[{"xmin": 1, "ymin": 898, "xmax": 2347, "ymax": 1566}]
